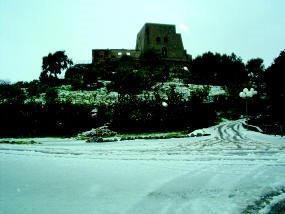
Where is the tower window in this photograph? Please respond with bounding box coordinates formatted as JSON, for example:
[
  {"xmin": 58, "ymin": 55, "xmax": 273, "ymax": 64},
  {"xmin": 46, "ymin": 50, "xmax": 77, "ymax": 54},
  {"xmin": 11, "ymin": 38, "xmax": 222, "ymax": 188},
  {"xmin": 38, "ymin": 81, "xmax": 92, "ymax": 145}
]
[
  {"xmin": 156, "ymin": 37, "xmax": 161, "ymax": 43},
  {"xmin": 164, "ymin": 37, "xmax": 168, "ymax": 43}
]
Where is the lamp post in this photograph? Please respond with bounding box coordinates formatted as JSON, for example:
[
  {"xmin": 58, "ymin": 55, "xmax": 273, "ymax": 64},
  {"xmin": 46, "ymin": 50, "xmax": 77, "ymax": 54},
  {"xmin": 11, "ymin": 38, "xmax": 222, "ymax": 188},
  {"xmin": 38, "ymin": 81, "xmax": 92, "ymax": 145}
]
[
  {"xmin": 239, "ymin": 88, "xmax": 257, "ymax": 121},
  {"xmin": 162, "ymin": 101, "xmax": 168, "ymax": 108}
]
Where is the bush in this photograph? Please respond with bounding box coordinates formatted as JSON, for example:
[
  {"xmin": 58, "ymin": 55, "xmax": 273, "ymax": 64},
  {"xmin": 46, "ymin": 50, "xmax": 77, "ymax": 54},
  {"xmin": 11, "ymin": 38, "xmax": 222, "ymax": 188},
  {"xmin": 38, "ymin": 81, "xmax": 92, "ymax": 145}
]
[
  {"xmin": 45, "ymin": 88, "xmax": 59, "ymax": 104},
  {"xmin": 0, "ymin": 83, "xmax": 26, "ymax": 104},
  {"xmin": 109, "ymin": 94, "xmax": 217, "ymax": 133},
  {"xmin": 26, "ymin": 80, "xmax": 49, "ymax": 97},
  {"xmin": 190, "ymin": 86, "xmax": 210, "ymax": 103},
  {"xmin": 0, "ymin": 103, "xmax": 95, "ymax": 137},
  {"xmin": 65, "ymin": 64, "xmax": 96, "ymax": 90}
]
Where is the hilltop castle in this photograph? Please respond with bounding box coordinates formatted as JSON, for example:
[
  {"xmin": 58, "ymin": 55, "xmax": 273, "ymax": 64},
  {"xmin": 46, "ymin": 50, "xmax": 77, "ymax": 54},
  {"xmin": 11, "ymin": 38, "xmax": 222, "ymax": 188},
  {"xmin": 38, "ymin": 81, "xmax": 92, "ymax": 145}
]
[{"xmin": 92, "ymin": 23, "xmax": 190, "ymax": 64}]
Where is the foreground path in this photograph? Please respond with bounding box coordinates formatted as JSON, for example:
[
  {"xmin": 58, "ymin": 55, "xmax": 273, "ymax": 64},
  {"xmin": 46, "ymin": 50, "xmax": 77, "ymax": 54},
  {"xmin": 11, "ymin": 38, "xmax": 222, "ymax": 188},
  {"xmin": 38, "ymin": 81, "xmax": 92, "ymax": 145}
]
[{"xmin": 1, "ymin": 120, "xmax": 285, "ymax": 214}]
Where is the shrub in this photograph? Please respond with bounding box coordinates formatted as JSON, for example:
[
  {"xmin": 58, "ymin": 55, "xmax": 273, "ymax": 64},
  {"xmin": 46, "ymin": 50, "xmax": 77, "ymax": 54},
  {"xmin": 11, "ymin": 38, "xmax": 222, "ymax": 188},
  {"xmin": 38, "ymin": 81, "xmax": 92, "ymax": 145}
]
[
  {"xmin": 190, "ymin": 86, "xmax": 210, "ymax": 103},
  {"xmin": 0, "ymin": 103, "xmax": 94, "ymax": 137},
  {"xmin": 0, "ymin": 83, "xmax": 26, "ymax": 104},
  {"xmin": 45, "ymin": 88, "xmax": 59, "ymax": 104},
  {"xmin": 26, "ymin": 80, "xmax": 49, "ymax": 97}
]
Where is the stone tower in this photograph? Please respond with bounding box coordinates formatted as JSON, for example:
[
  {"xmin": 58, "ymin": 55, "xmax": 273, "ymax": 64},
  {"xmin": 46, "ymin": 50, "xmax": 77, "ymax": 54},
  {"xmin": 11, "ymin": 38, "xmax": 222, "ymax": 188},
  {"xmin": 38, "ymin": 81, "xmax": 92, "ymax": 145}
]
[{"xmin": 135, "ymin": 23, "xmax": 188, "ymax": 61}]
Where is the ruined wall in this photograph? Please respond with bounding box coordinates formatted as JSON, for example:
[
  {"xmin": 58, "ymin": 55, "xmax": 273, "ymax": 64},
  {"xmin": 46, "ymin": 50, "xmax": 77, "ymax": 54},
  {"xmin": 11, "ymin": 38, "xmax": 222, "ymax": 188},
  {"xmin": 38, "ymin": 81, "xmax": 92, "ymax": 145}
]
[
  {"xmin": 92, "ymin": 49, "xmax": 140, "ymax": 64},
  {"xmin": 92, "ymin": 23, "xmax": 189, "ymax": 65},
  {"xmin": 136, "ymin": 23, "xmax": 188, "ymax": 61}
]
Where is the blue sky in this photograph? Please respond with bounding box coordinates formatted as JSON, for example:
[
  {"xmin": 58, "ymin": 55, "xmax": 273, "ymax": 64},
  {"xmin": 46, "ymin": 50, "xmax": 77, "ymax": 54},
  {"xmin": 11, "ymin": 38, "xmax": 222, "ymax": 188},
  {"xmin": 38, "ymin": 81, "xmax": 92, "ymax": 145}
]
[{"xmin": 0, "ymin": 0, "xmax": 284, "ymax": 82}]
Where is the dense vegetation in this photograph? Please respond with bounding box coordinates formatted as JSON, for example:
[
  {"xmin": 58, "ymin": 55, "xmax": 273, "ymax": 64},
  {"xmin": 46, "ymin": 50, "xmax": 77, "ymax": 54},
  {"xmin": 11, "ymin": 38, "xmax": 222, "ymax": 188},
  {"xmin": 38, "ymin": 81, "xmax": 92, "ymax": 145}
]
[{"xmin": 0, "ymin": 49, "xmax": 284, "ymax": 137}]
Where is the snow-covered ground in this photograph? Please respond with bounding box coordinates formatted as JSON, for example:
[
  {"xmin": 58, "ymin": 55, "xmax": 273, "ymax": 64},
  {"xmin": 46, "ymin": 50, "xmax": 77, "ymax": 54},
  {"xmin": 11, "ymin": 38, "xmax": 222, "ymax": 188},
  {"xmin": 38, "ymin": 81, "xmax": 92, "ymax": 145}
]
[{"xmin": 1, "ymin": 120, "xmax": 285, "ymax": 214}]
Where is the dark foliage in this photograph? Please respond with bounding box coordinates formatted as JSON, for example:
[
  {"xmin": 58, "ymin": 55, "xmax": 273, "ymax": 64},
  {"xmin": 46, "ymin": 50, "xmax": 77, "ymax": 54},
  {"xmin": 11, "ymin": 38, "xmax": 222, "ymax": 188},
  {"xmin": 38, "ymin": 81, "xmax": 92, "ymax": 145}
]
[
  {"xmin": 0, "ymin": 82, "xmax": 26, "ymax": 104},
  {"xmin": 65, "ymin": 64, "xmax": 97, "ymax": 90},
  {"xmin": 8, "ymin": 48, "xmax": 285, "ymax": 136},
  {"xmin": 109, "ymin": 95, "xmax": 216, "ymax": 133},
  {"xmin": 109, "ymin": 54, "xmax": 174, "ymax": 94},
  {"xmin": 26, "ymin": 80, "xmax": 49, "ymax": 97},
  {"xmin": 107, "ymin": 56, "xmax": 150, "ymax": 94},
  {"xmin": 246, "ymin": 58, "xmax": 265, "ymax": 92},
  {"xmin": 40, "ymin": 51, "xmax": 73, "ymax": 84},
  {"xmin": 45, "ymin": 88, "xmax": 59, "ymax": 104},
  {"xmin": 111, "ymin": 68, "xmax": 153, "ymax": 95},
  {"xmin": 0, "ymin": 103, "xmax": 95, "ymax": 137},
  {"xmin": 265, "ymin": 50, "xmax": 285, "ymax": 121},
  {"xmin": 249, "ymin": 116, "xmax": 285, "ymax": 136},
  {"xmin": 93, "ymin": 59, "xmax": 118, "ymax": 80},
  {"xmin": 190, "ymin": 52, "xmax": 248, "ymax": 85}
]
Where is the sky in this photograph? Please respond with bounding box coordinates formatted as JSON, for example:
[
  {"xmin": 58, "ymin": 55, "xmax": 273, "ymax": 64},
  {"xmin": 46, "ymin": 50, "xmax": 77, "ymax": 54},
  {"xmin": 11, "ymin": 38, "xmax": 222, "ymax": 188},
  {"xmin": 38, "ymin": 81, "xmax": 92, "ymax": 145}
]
[{"xmin": 0, "ymin": 0, "xmax": 284, "ymax": 82}]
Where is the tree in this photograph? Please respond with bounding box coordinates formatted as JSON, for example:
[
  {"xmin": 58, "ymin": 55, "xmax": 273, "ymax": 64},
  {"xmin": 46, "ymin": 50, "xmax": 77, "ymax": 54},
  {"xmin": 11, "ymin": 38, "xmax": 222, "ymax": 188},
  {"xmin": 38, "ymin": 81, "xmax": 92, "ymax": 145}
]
[
  {"xmin": 222, "ymin": 53, "xmax": 247, "ymax": 85},
  {"xmin": 65, "ymin": 64, "xmax": 95, "ymax": 90},
  {"xmin": 109, "ymin": 55, "xmax": 154, "ymax": 94},
  {"xmin": 190, "ymin": 52, "xmax": 247, "ymax": 85},
  {"xmin": 112, "ymin": 67, "xmax": 152, "ymax": 95},
  {"xmin": 40, "ymin": 51, "xmax": 73, "ymax": 83},
  {"xmin": 265, "ymin": 50, "xmax": 285, "ymax": 120},
  {"xmin": 246, "ymin": 58, "xmax": 265, "ymax": 91}
]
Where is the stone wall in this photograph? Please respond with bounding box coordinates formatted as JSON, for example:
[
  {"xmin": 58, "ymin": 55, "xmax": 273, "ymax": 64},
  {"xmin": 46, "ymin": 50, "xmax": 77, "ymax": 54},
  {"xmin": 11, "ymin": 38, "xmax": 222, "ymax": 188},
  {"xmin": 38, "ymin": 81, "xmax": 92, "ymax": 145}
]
[
  {"xmin": 92, "ymin": 49, "xmax": 140, "ymax": 64},
  {"xmin": 92, "ymin": 23, "xmax": 189, "ymax": 64},
  {"xmin": 136, "ymin": 23, "xmax": 188, "ymax": 61}
]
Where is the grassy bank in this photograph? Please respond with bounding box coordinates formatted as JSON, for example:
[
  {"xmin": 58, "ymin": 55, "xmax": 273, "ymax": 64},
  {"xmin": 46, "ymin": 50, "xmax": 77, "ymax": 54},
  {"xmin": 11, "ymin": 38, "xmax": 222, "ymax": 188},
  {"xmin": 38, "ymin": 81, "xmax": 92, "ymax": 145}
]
[
  {"xmin": 0, "ymin": 140, "xmax": 41, "ymax": 145},
  {"xmin": 86, "ymin": 130, "xmax": 189, "ymax": 143}
]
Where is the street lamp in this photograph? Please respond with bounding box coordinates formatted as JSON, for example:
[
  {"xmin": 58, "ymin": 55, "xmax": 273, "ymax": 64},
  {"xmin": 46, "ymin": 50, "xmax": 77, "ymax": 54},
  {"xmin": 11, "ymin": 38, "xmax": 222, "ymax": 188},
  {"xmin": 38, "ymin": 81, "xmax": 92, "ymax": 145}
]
[
  {"xmin": 162, "ymin": 101, "xmax": 168, "ymax": 108},
  {"xmin": 239, "ymin": 88, "xmax": 258, "ymax": 120}
]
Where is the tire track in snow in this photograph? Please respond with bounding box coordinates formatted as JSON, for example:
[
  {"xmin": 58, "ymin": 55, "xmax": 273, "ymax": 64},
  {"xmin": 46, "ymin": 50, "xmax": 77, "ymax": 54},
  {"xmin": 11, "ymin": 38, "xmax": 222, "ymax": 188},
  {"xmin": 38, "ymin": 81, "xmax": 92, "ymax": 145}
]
[
  {"xmin": 127, "ymin": 164, "xmax": 285, "ymax": 214},
  {"xmin": 0, "ymin": 121, "xmax": 283, "ymax": 161},
  {"xmin": 1, "ymin": 120, "xmax": 285, "ymax": 214},
  {"xmin": 126, "ymin": 166, "xmax": 210, "ymax": 214}
]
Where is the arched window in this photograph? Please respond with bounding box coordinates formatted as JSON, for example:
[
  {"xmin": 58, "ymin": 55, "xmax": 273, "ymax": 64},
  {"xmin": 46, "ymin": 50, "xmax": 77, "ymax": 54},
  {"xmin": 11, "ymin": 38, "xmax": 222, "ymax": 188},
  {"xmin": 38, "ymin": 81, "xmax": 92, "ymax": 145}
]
[{"xmin": 156, "ymin": 37, "xmax": 161, "ymax": 43}]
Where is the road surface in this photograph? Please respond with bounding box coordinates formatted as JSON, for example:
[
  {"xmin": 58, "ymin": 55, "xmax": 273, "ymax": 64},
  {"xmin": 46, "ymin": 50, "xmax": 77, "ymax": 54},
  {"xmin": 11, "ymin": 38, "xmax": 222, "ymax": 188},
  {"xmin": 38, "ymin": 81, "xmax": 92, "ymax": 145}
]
[{"xmin": 1, "ymin": 120, "xmax": 285, "ymax": 214}]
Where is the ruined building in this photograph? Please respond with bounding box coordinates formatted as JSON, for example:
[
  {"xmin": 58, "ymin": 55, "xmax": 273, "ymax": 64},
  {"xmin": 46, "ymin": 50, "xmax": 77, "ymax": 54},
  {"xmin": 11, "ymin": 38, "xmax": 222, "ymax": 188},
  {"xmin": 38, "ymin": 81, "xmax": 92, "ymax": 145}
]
[{"xmin": 92, "ymin": 23, "xmax": 190, "ymax": 64}]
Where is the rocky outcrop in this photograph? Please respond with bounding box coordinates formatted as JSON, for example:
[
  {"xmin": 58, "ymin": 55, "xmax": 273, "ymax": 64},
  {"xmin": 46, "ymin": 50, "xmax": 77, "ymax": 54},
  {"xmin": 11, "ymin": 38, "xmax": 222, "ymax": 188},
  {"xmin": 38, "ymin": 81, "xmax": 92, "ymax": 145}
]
[{"xmin": 78, "ymin": 125, "xmax": 117, "ymax": 143}]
